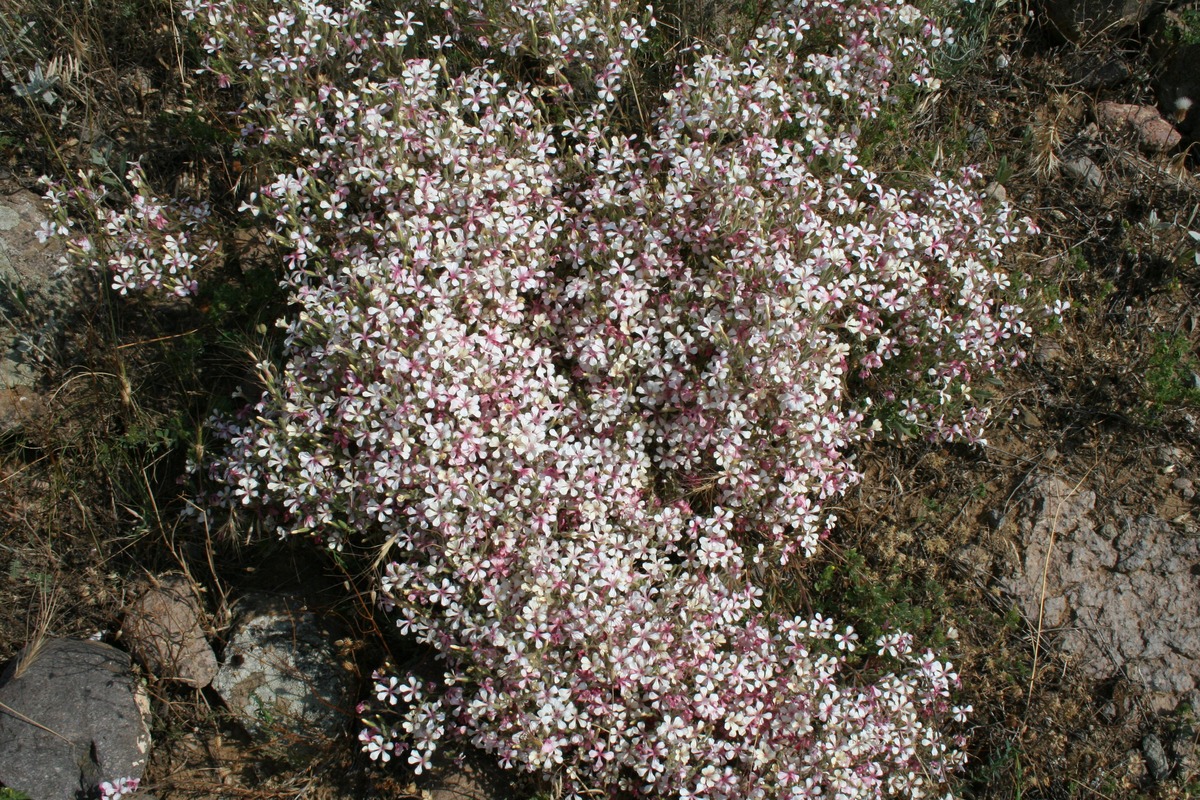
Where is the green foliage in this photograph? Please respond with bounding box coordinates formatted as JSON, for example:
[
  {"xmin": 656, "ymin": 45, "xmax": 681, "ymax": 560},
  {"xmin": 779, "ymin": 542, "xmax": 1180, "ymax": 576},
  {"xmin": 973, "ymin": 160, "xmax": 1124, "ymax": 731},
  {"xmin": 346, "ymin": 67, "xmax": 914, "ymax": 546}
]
[
  {"xmin": 155, "ymin": 104, "xmax": 239, "ymax": 159},
  {"xmin": 1143, "ymin": 332, "xmax": 1200, "ymax": 413},
  {"xmin": 202, "ymin": 265, "xmax": 282, "ymax": 327},
  {"xmin": 856, "ymin": 85, "xmax": 971, "ymax": 180},
  {"xmin": 0, "ymin": 788, "xmax": 33, "ymax": 800},
  {"xmin": 1171, "ymin": 7, "xmax": 1200, "ymax": 45},
  {"xmin": 810, "ymin": 548, "xmax": 949, "ymax": 656},
  {"xmin": 926, "ymin": 0, "xmax": 1008, "ymax": 76},
  {"xmin": 971, "ymin": 740, "xmax": 1025, "ymax": 798},
  {"xmin": 1068, "ymin": 247, "xmax": 1090, "ymax": 274},
  {"xmin": 993, "ymin": 155, "xmax": 1012, "ymax": 186},
  {"xmin": 1001, "ymin": 603, "xmax": 1023, "ymax": 630}
]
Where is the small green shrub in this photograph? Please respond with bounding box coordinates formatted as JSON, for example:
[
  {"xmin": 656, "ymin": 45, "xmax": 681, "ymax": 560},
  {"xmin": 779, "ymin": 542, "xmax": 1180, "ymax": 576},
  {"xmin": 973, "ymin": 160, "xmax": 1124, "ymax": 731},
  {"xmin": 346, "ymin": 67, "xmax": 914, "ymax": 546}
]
[
  {"xmin": 1144, "ymin": 332, "xmax": 1200, "ymax": 412},
  {"xmin": 1172, "ymin": 7, "xmax": 1200, "ymax": 45}
]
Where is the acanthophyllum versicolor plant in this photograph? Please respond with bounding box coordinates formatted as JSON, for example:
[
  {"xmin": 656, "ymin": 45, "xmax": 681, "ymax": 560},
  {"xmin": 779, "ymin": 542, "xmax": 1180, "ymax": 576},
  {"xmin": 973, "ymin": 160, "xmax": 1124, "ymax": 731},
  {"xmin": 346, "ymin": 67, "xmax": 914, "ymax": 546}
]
[{"xmin": 43, "ymin": 0, "xmax": 1046, "ymax": 795}]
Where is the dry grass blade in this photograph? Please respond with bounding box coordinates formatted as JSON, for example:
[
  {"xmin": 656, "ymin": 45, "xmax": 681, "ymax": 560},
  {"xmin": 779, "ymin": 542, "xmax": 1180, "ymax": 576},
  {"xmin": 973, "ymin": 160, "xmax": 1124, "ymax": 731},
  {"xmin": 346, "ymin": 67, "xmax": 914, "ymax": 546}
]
[
  {"xmin": 0, "ymin": 699, "xmax": 75, "ymax": 743},
  {"xmin": 14, "ymin": 579, "xmax": 59, "ymax": 680},
  {"xmin": 1025, "ymin": 467, "xmax": 1094, "ymax": 716},
  {"xmin": 0, "ymin": 555, "xmax": 73, "ymax": 743},
  {"xmin": 1109, "ymin": 145, "xmax": 1200, "ymax": 196},
  {"xmin": 1030, "ymin": 104, "xmax": 1063, "ymax": 181}
]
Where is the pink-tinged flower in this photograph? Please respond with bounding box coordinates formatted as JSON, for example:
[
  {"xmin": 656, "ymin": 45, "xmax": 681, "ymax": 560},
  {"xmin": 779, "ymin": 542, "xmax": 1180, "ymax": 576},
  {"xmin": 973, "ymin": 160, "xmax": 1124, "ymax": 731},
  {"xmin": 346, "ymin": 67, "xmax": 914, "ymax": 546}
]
[
  {"xmin": 65, "ymin": 0, "xmax": 1024, "ymax": 795},
  {"xmin": 409, "ymin": 748, "xmax": 433, "ymax": 774},
  {"xmin": 362, "ymin": 732, "xmax": 392, "ymax": 762},
  {"xmin": 99, "ymin": 777, "xmax": 139, "ymax": 800},
  {"xmin": 376, "ymin": 675, "xmax": 402, "ymax": 705}
]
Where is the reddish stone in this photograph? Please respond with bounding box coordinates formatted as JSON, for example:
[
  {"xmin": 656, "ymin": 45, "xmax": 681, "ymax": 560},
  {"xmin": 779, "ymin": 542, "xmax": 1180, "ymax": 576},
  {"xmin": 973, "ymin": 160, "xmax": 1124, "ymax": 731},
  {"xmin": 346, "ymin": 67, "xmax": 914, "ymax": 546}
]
[
  {"xmin": 121, "ymin": 574, "xmax": 218, "ymax": 688},
  {"xmin": 1096, "ymin": 101, "xmax": 1182, "ymax": 151}
]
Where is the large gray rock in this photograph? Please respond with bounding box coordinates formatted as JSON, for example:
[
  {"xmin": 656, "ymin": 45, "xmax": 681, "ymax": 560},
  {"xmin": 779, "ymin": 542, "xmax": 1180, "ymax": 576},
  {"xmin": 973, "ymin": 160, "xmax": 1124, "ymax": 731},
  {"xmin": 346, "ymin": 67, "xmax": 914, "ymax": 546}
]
[
  {"xmin": 121, "ymin": 574, "xmax": 219, "ymax": 688},
  {"xmin": 1003, "ymin": 476, "xmax": 1200, "ymax": 710},
  {"xmin": 212, "ymin": 595, "xmax": 354, "ymax": 747},
  {"xmin": 0, "ymin": 638, "xmax": 151, "ymax": 799},
  {"xmin": 1043, "ymin": 0, "xmax": 1163, "ymax": 40}
]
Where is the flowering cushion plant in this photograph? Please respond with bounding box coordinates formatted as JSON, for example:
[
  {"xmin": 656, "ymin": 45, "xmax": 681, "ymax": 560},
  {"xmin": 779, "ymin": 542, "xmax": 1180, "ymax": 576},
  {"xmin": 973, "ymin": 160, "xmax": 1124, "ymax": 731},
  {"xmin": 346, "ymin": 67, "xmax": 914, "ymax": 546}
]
[{"xmin": 43, "ymin": 0, "xmax": 1044, "ymax": 796}]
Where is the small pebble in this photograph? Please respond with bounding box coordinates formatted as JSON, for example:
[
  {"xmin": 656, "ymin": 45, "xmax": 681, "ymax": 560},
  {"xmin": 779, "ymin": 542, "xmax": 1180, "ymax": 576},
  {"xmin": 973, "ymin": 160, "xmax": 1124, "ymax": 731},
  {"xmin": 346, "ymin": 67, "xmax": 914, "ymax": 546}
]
[
  {"xmin": 1156, "ymin": 446, "xmax": 1186, "ymax": 468},
  {"xmin": 1064, "ymin": 157, "xmax": 1104, "ymax": 191},
  {"xmin": 1143, "ymin": 733, "xmax": 1172, "ymax": 783}
]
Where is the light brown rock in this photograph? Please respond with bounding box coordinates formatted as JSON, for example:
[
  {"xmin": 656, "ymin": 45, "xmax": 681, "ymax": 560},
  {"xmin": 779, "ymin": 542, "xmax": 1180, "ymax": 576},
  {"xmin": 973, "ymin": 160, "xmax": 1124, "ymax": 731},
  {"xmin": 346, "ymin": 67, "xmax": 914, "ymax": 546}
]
[
  {"xmin": 1096, "ymin": 101, "xmax": 1182, "ymax": 151},
  {"xmin": 0, "ymin": 188, "xmax": 70, "ymax": 429},
  {"xmin": 121, "ymin": 574, "xmax": 218, "ymax": 688},
  {"xmin": 1002, "ymin": 476, "xmax": 1200, "ymax": 711}
]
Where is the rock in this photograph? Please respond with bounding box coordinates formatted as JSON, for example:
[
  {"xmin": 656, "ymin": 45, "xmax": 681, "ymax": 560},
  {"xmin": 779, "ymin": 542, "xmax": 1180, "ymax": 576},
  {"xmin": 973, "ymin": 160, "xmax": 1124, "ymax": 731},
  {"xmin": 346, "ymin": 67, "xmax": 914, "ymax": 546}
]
[
  {"xmin": 1002, "ymin": 476, "xmax": 1097, "ymax": 628},
  {"xmin": 1180, "ymin": 689, "xmax": 1200, "ymax": 716},
  {"xmin": 1114, "ymin": 516, "xmax": 1156, "ymax": 572},
  {"xmin": 121, "ymin": 574, "xmax": 218, "ymax": 688},
  {"xmin": 953, "ymin": 543, "xmax": 994, "ymax": 581},
  {"xmin": 0, "ymin": 383, "xmax": 41, "ymax": 434},
  {"xmin": 0, "ymin": 189, "xmax": 71, "ymax": 429},
  {"xmin": 1095, "ymin": 102, "xmax": 1182, "ymax": 151},
  {"xmin": 1002, "ymin": 476, "xmax": 1200, "ymax": 710},
  {"xmin": 0, "ymin": 638, "xmax": 151, "ymax": 800},
  {"xmin": 1065, "ymin": 157, "xmax": 1104, "ymax": 191},
  {"xmin": 1173, "ymin": 477, "xmax": 1195, "ymax": 500},
  {"xmin": 1034, "ymin": 340, "xmax": 1066, "ymax": 367},
  {"xmin": 1155, "ymin": 445, "xmax": 1187, "ymax": 468},
  {"xmin": 1043, "ymin": 0, "xmax": 1163, "ymax": 40},
  {"xmin": 1067, "ymin": 53, "xmax": 1131, "ymax": 90},
  {"xmin": 1143, "ymin": 733, "xmax": 1172, "ymax": 782},
  {"xmin": 966, "ymin": 123, "xmax": 989, "ymax": 151},
  {"xmin": 984, "ymin": 507, "xmax": 1008, "ymax": 530},
  {"xmin": 212, "ymin": 595, "xmax": 355, "ymax": 747},
  {"xmin": 1170, "ymin": 728, "xmax": 1198, "ymax": 776},
  {"xmin": 0, "ymin": 191, "xmax": 65, "ymax": 303},
  {"xmin": 984, "ymin": 182, "xmax": 1008, "ymax": 203}
]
